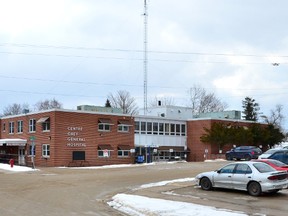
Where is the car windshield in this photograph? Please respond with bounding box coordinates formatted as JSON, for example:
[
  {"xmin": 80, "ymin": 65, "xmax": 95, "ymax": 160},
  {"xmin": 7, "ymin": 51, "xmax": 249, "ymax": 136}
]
[
  {"xmin": 268, "ymin": 159, "xmax": 287, "ymax": 167},
  {"xmin": 253, "ymin": 162, "xmax": 276, "ymax": 173}
]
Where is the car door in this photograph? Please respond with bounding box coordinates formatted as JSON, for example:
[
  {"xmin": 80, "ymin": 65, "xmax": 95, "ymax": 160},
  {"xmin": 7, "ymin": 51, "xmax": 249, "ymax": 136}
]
[
  {"xmin": 213, "ymin": 164, "xmax": 236, "ymax": 189},
  {"xmin": 230, "ymin": 164, "xmax": 253, "ymax": 190}
]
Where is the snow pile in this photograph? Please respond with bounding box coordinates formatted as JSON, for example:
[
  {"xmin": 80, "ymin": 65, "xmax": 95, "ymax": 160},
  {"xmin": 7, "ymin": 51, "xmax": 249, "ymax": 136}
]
[
  {"xmin": 0, "ymin": 163, "xmax": 37, "ymax": 172},
  {"xmin": 108, "ymin": 193, "xmax": 247, "ymax": 216},
  {"xmin": 133, "ymin": 177, "xmax": 195, "ymax": 191}
]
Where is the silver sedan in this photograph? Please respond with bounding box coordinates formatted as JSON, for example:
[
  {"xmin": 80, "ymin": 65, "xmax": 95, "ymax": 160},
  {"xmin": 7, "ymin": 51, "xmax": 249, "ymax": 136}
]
[{"xmin": 195, "ymin": 161, "xmax": 288, "ymax": 196}]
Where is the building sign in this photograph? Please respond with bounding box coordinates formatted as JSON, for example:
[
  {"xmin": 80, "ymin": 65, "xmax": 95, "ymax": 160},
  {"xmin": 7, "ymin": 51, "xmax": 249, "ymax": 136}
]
[
  {"xmin": 103, "ymin": 149, "xmax": 109, "ymax": 157},
  {"xmin": 66, "ymin": 127, "xmax": 86, "ymax": 147}
]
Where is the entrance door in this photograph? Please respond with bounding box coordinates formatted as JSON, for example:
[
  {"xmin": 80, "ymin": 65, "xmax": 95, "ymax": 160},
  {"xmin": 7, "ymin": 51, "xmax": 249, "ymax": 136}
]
[{"xmin": 18, "ymin": 147, "xmax": 26, "ymax": 165}]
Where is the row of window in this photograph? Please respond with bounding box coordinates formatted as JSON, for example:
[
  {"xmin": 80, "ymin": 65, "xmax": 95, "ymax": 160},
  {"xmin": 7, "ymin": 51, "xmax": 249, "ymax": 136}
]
[
  {"xmin": 135, "ymin": 121, "xmax": 186, "ymax": 136},
  {"xmin": 28, "ymin": 145, "xmax": 130, "ymax": 158},
  {"xmin": 98, "ymin": 123, "xmax": 130, "ymax": 132},
  {"xmin": 3, "ymin": 119, "xmax": 186, "ymax": 136},
  {"xmin": 3, "ymin": 119, "xmax": 50, "ymax": 134},
  {"xmin": 3, "ymin": 119, "xmax": 130, "ymax": 134},
  {"xmin": 28, "ymin": 144, "xmax": 50, "ymax": 158},
  {"xmin": 97, "ymin": 149, "xmax": 130, "ymax": 157}
]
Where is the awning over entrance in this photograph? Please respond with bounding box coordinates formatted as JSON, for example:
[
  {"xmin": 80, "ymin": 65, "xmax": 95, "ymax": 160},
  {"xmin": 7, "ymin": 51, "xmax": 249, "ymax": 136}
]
[
  {"xmin": 0, "ymin": 139, "xmax": 27, "ymax": 146},
  {"xmin": 37, "ymin": 116, "xmax": 50, "ymax": 123},
  {"xmin": 98, "ymin": 144, "xmax": 113, "ymax": 150}
]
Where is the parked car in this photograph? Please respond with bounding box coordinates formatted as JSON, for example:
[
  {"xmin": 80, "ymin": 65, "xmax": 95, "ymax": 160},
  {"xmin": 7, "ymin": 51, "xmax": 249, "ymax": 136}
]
[
  {"xmin": 258, "ymin": 149, "xmax": 281, "ymax": 159},
  {"xmin": 195, "ymin": 161, "xmax": 288, "ymax": 196},
  {"xmin": 267, "ymin": 149, "xmax": 288, "ymax": 165},
  {"xmin": 253, "ymin": 159, "xmax": 288, "ymax": 171},
  {"xmin": 225, "ymin": 146, "xmax": 262, "ymax": 161}
]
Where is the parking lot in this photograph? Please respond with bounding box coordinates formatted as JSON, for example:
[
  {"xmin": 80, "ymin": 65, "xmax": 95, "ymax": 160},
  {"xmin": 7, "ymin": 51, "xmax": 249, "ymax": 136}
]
[{"xmin": 1, "ymin": 161, "xmax": 288, "ymax": 216}]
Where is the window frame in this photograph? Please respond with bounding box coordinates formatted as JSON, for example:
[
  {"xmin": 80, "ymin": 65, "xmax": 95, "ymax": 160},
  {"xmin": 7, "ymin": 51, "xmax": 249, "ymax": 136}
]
[
  {"xmin": 98, "ymin": 123, "xmax": 111, "ymax": 132},
  {"xmin": 42, "ymin": 121, "xmax": 50, "ymax": 132},
  {"xmin": 9, "ymin": 121, "xmax": 14, "ymax": 134},
  {"xmin": 117, "ymin": 149, "xmax": 130, "ymax": 157},
  {"xmin": 118, "ymin": 124, "xmax": 130, "ymax": 132},
  {"xmin": 29, "ymin": 119, "xmax": 36, "ymax": 132},
  {"xmin": 17, "ymin": 120, "xmax": 23, "ymax": 133},
  {"xmin": 42, "ymin": 144, "xmax": 50, "ymax": 158},
  {"xmin": 146, "ymin": 122, "xmax": 152, "ymax": 134},
  {"xmin": 97, "ymin": 149, "xmax": 111, "ymax": 157}
]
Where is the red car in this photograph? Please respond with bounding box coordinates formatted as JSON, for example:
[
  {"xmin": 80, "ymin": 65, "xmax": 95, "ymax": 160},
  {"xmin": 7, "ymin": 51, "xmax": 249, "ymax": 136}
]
[{"xmin": 253, "ymin": 159, "xmax": 288, "ymax": 171}]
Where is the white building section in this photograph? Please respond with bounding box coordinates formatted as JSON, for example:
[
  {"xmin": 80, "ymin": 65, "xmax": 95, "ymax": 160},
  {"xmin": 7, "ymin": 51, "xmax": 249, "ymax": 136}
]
[{"xmin": 134, "ymin": 116, "xmax": 187, "ymax": 162}]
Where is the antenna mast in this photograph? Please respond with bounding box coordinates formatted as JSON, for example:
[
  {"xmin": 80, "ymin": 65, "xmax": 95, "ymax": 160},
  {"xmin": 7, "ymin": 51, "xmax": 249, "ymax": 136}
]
[{"xmin": 143, "ymin": 0, "xmax": 148, "ymax": 115}]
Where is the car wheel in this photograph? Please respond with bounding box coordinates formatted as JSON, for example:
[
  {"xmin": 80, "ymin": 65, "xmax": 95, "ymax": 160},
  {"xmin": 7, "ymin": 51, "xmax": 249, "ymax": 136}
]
[
  {"xmin": 244, "ymin": 155, "xmax": 251, "ymax": 161},
  {"xmin": 226, "ymin": 154, "xmax": 232, "ymax": 161},
  {"xmin": 248, "ymin": 182, "xmax": 262, "ymax": 196},
  {"xmin": 200, "ymin": 177, "xmax": 212, "ymax": 191}
]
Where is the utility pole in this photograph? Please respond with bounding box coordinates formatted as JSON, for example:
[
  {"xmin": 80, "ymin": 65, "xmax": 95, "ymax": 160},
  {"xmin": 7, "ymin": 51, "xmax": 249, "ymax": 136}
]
[{"xmin": 143, "ymin": 0, "xmax": 148, "ymax": 115}]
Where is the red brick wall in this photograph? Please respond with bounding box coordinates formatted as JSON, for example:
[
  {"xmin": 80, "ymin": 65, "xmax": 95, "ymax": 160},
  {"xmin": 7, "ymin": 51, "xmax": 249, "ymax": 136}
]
[
  {"xmin": 1, "ymin": 110, "xmax": 134, "ymax": 167},
  {"xmin": 186, "ymin": 119, "xmax": 255, "ymax": 162}
]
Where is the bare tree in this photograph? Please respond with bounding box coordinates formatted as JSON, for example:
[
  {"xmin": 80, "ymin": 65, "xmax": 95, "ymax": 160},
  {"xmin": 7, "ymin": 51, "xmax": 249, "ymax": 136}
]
[
  {"xmin": 187, "ymin": 84, "xmax": 228, "ymax": 115},
  {"xmin": 149, "ymin": 96, "xmax": 176, "ymax": 107},
  {"xmin": 262, "ymin": 104, "xmax": 285, "ymax": 130},
  {"xmin": 3, "ymin": 103, "xmax": 22, "ymax": 116},
  {"xmin": 108, "ymin": 90, "xmax": 138, "ymax": 115},
  {"xmin": 34, "ymin": 98, "xmax": 63, "ymax": 111}
]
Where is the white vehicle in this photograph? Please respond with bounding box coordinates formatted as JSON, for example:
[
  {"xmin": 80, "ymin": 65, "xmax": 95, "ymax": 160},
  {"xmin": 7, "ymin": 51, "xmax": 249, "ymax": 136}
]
[
  {"xmin": 259, "ymin": 149, "xmax": 281, "ymax": 159},
  {"xmin": 195, "ymin": 161, "xmax": 288, "ymax": 196}
]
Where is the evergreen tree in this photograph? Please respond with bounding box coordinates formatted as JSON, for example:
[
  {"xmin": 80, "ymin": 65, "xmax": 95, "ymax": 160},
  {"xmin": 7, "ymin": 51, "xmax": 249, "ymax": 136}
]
[
  {"xmin": 242, "ymin": 97, "xmax": 260, "ymax": 121},
  {"xmin": 105, "ymin": 99, "xmax": 111, "ymax": 107}
]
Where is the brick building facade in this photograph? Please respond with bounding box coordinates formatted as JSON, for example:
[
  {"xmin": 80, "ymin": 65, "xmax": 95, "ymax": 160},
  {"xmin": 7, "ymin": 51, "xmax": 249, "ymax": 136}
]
[
  {"xmin": 0, "ymin": 108, "xmax": 256, "ymax": 167},
  {"xmin": 0, "ymin": 109, "xmax": 134, "ymax": 167}
]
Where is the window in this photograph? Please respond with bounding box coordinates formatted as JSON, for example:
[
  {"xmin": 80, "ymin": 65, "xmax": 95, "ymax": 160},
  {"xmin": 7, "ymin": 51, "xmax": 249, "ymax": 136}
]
[
  {"xmin": 9, "ymin": 122, "xmax": 14, "ymax": 134},
  {"xmin": 159, "ymin": 123, "xmax": 164, "ymax": 135},
  {"xmin": 42, "ymin": 121, "xmax": 50, "ymax": 131},
  {"xmin": 118, "ymin": 150, "xmax": 129, "ymax": 157},
  {"xmin": 29, "ymin": 119, "xmax": 36, "ymax": 132},
  {"xmin": 219, "ymin": 164, "xmax": 236, "ymax": 174},
  {"xmin": 117, "ymin": 120, "xmax": 131, "ymax": 132},
  {"xmin": 135, "ymin": 121, "xmax": 140, "ymax": 134},
  {"xmin": 254, "ymin": 163, "xmax": 275, "ymax": 173},
  {"xmin": 176, "ymin": 124, "xmax": 180, "ymax": 136},
  {"xmin": 170, "ymin": 124, "xmax": 175, "ymax": 135},
  {"xmin": 98, "ymin": 145, "xmax": 113, "ymax": 157},
  {"xmin": 42, "ymin": 144, "xmax": 50, "ymax": 158},
  {"xmin": 235, "ymin": 164, "xmax": 252, "ymax": 174},
  {"xmin": 181, "ymin": 124, "xmax": 186, "ymax": 136},
  {"xmin": 17, "ymin": 120, "xmax": 23, "ymax": 133},
  {"xmin": 2, "ymin": 122, "xmax": 5, "ymax": 132},
  {"xmin": 164, "ymin": 123, "xmax": 169, "ymax": 135},
  {"xmin": 29, "ymin": 145, "xmax": 36, "ymax": 156},
  {"xmin": 118, "ymin": 145, "xmax": 130, "ymax": 157},
  {"xmin": 140, "ymin": 122, "xmax": 146, "ymax": 134},
  {"xmin": 98, "ymin": 118, "xmax": 112, "ymax": 132},
  {"xmin": 153, "ymin": 122, "xmax": 158, "ymax": 135},
  {"xmin": 147, "ymin": 122, "xmax": 152, "ymax": 134},
  {"xmin": 99, "ymin": 123, "xmax": 111, "ymax": 131},
  {"xmin": 37, "ymin": 117, "xmax": 50, "ymax": 131},
  {"xmin": 118, "ymin": 124, "xmax": 129, "ymax": 132}
]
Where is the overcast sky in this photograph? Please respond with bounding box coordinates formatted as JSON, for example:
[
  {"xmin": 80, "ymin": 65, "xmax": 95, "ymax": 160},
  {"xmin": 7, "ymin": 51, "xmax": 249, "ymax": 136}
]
[{"xmin": 0, "ymin": 0, "xmax": 287, "ymax": 128}]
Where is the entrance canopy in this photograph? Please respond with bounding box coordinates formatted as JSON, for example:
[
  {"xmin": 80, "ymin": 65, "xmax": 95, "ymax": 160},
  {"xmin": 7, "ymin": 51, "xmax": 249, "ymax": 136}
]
[{"xmin": 0, "ymin": 139, "xmax": 27, "ymax": 146}]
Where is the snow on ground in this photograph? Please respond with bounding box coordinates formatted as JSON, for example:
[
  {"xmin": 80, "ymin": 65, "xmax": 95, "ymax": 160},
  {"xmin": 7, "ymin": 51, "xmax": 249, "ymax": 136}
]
[
  {"xmin": 108, "ymin": 193, "xmax": 247, "ymax": 216},
  {"xmin": 0, "ymin": 163, "xmax": 37, "ymax": 172},
  {"xmin": 132, "ymin": 177, "xmax": 195, "ymax": 191}
]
